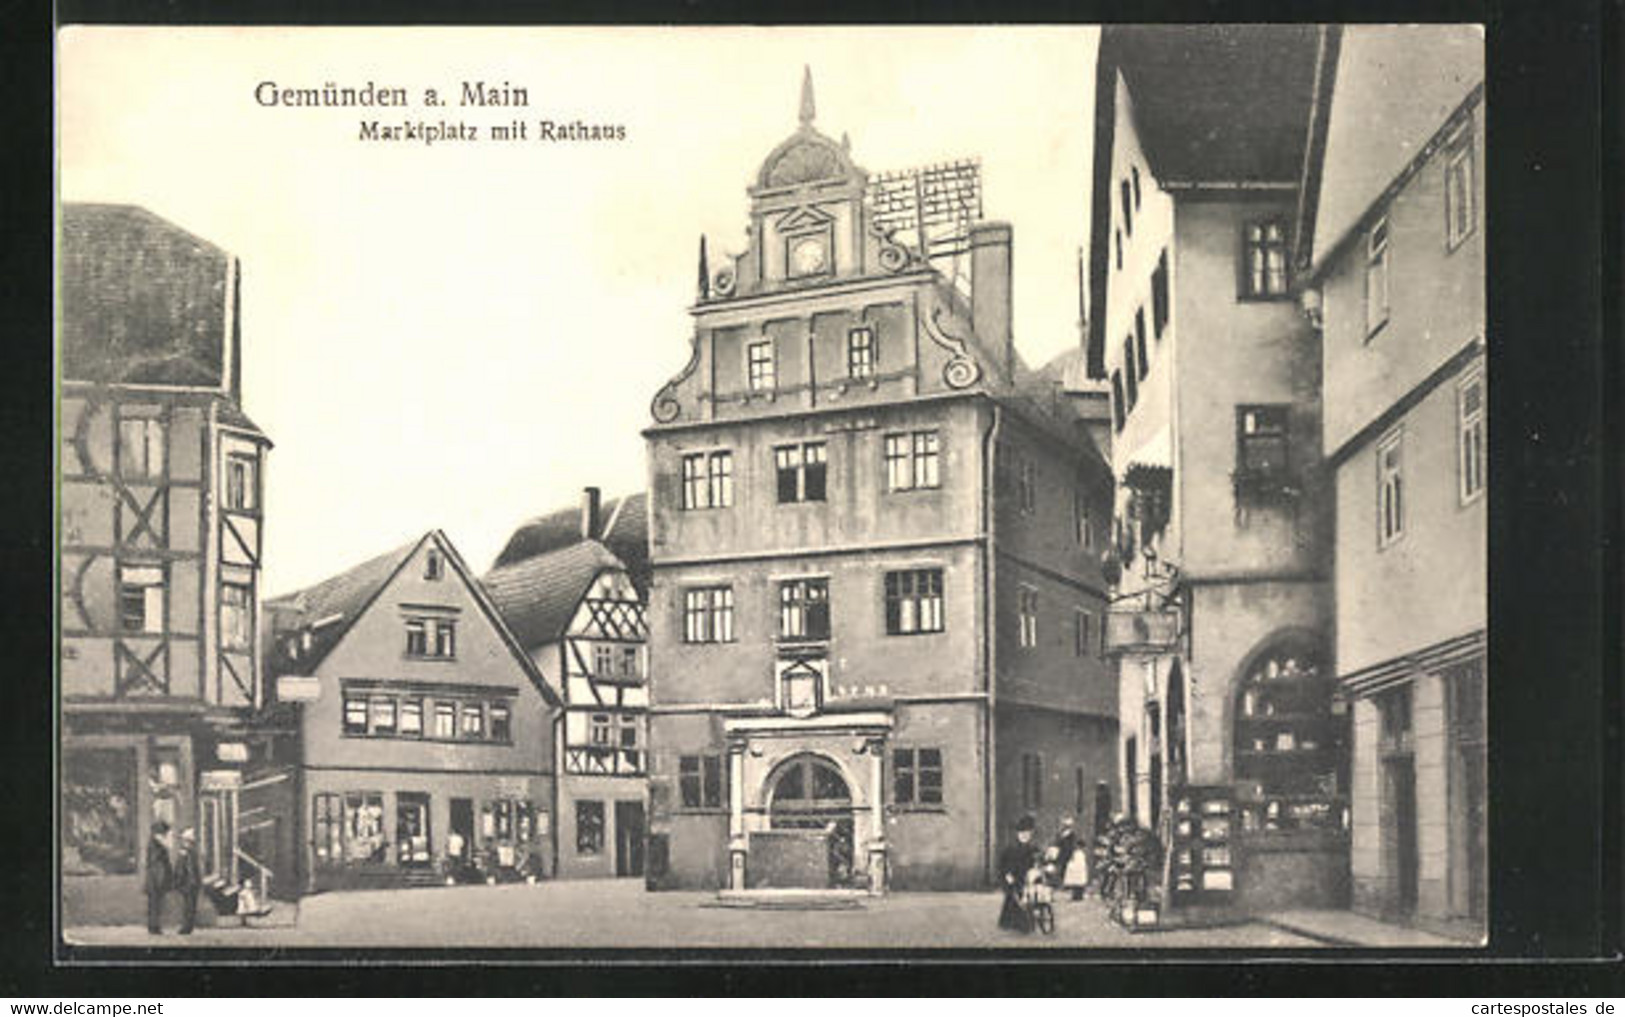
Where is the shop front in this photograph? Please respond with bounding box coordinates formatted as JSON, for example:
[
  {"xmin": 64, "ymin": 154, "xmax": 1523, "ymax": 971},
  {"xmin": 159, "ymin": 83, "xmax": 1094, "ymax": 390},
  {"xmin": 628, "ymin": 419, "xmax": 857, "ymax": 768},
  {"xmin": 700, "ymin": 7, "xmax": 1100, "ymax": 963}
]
[{"xmin": 305, "ymin": 772, "xmax": 553, "ymax": 892}]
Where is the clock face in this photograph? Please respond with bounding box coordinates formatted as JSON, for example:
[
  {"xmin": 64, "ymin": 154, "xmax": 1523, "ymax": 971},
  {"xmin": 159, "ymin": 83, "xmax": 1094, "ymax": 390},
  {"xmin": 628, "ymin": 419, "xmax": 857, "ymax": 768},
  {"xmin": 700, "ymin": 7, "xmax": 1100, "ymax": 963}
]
[{"xmin": 790, "ymin": 236, "xmax": 828, "ymax": 276}]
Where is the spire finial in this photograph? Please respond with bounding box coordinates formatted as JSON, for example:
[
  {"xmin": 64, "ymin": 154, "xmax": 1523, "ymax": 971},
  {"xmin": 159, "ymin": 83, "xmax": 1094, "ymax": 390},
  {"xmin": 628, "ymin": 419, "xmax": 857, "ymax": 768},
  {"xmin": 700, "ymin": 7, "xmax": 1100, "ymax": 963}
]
[
  {"xmin": 799, "ymin": 65, "xmax": 815, "ymax": 126},
  {"xmin": 697, "ymin": 235, "xmax": 710, "ymax": 301}
]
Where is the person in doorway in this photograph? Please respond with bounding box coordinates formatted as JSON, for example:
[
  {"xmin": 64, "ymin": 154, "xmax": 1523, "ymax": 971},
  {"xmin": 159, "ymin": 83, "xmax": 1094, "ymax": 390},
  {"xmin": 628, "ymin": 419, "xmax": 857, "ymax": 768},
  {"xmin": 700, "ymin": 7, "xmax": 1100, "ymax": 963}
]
[
  {"xmin": 997, "ymin": 814, "xmax": 1041, "ymax": 933},
  {"xmin": 173, "ymin": 828, "xmax": 203, "ymax": 935},
  {"xmin": 143, "ymin": 820, "xmax": 173, "ymax": 935},
  {"xmin": 1054, "ymin": 815, "xmax": 1091, "ymax": 901}
]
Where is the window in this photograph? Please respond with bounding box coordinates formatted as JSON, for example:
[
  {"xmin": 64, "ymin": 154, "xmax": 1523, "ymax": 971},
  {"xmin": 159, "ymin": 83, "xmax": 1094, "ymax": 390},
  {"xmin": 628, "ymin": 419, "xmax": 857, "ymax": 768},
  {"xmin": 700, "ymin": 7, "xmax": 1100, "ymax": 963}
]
[
  {"xmin": 1114, "ymin": 229, "xmax": 1123, "ymax": 270},
  {"xmin": 118, "ymin": 565, "xmax": 165, "ymax": 633},
  {"xmin": 1074, "ymin": 490, "xmax": 1094, "ymax": 549},
  {"xmin": 1111, "ymin": 371, "xmax": 1126, "ymax": 433},
  {"xmin": 1366, "ymin": 216, "xmax": 1390, "ymax": 337},
  {"xmin": 1122, "ymin": 337, "xmax": 1138, "ymax": 409},
  {"xmin": 885, "ymin": 569, "xmax": 944, "ymax": 635},
  {"xmin": 118, "ymin": 417, "xmax": 165, "ymax": 479},
  {"xmin": 620, "ymin": 646, "xmax": 640, "ymax": 678},
  {"xmin": 746, "ymin": 340, "xmax": 776, "ymax": 392},
  {"xmin": 893, "ymin": 747, "xmax": 944, "ymax": 806},
  {"xmin": 683, "ymin": 586, "xmax": 735, "ymax": 643},
  {"xmin": 434, "ymin": 702, "xmax": 455, "ymax": 739},
  {"xmin": 225, "ymin": 454, "xmax": 258, "ymax": 512},
  {"xmin": 1014, "ymin": 454, "xmax": 1040, "ymax": 510},
  {"xmin": 1152, "ymin": 249, "xmax": 1170, "ymax": 337},
  {"xmin": 369, "ymin": 696, "xmax": 396, "ymax": 736},
  {"xmin": 490, "ymin": 703, "xmax": 511, "ymax": 742},
  {"xmin": 1120, "ymin": 178, "xmax": 1134, "ymax": 236},
  {"xmin": 1075, "ymin": 608, "xmax": 1093, "ymax": 658},
  {"xmin": 1378, "ymin": 428, "xmax": 1404, "ymax": 547},
  {"xmin": 681, "ymin": 451, "xmax": 733, "ymax": 510},
  {"xmin": 1018, "ymin": 586, "xmax": 1039, "ymax": 649},
  {"xmin": 884, "ymin": 430, "xmax": 940, "ymax": 491},
  {"xmin": 406, "ymin": 617, "xmax": 455, "ymax": 658},
  {"xmin": 424, "ymin": 549, "xmax": 443, "ymax": 580},
  {"xmin": 343, "ymin": 694, "xmax": 368, "ymax": 736},
  {"xmin": 848, "ymin": 326, "xmax": 876, "ymax": 379},
  {"xmin": 594, "ymin": 643, "xmax": 615, "ymax": 676},
  {"xmin": 1134, "ymin": 308, "xmax": 1149, "ymax": 380},
  {"xmin": 1445, "ymin": 125, "xmax": 1476, "ymax": 248},
  {"xmin": 680, "ymin": 754, "xmax": 726, "ymax": 809},
  {"xmin": 311, "ymin": 793, "xmax": 342, "ymax": 866},
  {"xmin": 400, "ymin": 698, "xmax": 423, "ymax": 737},
  {"xmin": 1242, "ymin": 220, "xmax": 1290, "ymax": 298},
  {"xmin": 220, "ymin": 582, "xmax": 252, "ymax": 650},
  {"xmin": 778, "ymin": 578, "xmax": 830, "ymax": 642},
  {"xmin": 576, "ymin": 801, "xmax": 605, "ymax": 855},
  {"xmin": 1237, "ymin": 405, "xmax": 1290, "ymax": 475},
  {"xmin": 775, "ymin": 442, "xmax": 827, "ymax": 503},
  {"xmin": 1379, "ymin": 684, "xmax": 1413, "ymax": 754},
  {"xmin": 460, "ymin": 702, "xmax": 484, "ymax": 740},
  {"xmin": 1021, "ymin": 752, "xmax": 1043, "ymax": 810},
  {"xmin": 1459, "ymin": 369, "xmax": 1485, "ymax": 503}
]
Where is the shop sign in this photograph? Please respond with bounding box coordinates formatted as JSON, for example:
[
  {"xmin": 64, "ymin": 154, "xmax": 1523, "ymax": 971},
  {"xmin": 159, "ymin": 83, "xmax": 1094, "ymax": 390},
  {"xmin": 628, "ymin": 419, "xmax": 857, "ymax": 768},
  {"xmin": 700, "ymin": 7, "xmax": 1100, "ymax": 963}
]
[
  {"xmin": 216, "ymin": 742, "xmax": 249, "ymax": 763},
  {"xmin": 200, "ymin": 770, "xmax": 241, "ymax": 792},
  {"xmin": 495, "ymin": 776, "xmax": 531, "ymax": 798},
  {"xmin": 1105, "ymin": 609, "xmax": 1181, "ymax": 655},
  {"xmin": 277, "ymin": 676, "xmax": 321, "ymax": 701}
]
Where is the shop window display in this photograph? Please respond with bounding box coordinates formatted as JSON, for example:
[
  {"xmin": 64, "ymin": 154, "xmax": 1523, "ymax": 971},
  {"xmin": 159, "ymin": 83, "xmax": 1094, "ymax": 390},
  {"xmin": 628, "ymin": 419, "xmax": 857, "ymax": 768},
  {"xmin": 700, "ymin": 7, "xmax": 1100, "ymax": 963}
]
[
  {"xmin": 343, "ymin": 791, "xmax": 387, "ymax": 864},
  {"xmin": 62, "ymin": 748, "xmax": 138, "ymax": 876},
  {"xmin": 1233, "ymin": 646, "xmax": 1348, "ymax": 833}
]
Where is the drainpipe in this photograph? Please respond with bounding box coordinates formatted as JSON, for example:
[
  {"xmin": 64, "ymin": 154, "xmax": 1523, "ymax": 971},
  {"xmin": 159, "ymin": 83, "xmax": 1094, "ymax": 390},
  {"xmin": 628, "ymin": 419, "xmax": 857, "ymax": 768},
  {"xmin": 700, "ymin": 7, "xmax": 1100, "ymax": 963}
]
[{"xmin": 981, "ymin": 400, "xmax": 1003, "ymax": 886}]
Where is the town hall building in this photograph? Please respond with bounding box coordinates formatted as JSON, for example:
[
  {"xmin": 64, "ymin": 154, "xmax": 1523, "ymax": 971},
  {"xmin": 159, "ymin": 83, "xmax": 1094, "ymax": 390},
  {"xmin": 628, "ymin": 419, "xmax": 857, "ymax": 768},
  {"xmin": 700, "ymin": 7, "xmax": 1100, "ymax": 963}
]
[{"xmin": 643, "ymin": 74, "xmax": 1118, "ymax": 893}]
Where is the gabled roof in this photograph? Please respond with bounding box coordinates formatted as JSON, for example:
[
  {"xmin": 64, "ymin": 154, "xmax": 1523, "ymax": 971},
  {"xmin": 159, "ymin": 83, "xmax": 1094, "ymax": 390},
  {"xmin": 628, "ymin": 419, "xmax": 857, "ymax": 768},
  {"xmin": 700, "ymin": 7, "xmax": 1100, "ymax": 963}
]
[
  {"xmin": 265, "ymin": 530, "xmax": 561, "ymax": 707},
  {"xmin": 60, "ymin": 203, "xmax": 236, "ymax": 391},
  {"xmin": 264, "ymin": 538, "xmax": 419, "ymax": 676},
  {"xmin": 491, "ymin": 492, "xmax": 649, "ymax": 590},
  {"xmin": 482, "ymin": 540, "xmax": 625, "ymax": 652},
  {"xmin": 1086, "ymin": 26, "xmax": 1322, "ymax": 378}
]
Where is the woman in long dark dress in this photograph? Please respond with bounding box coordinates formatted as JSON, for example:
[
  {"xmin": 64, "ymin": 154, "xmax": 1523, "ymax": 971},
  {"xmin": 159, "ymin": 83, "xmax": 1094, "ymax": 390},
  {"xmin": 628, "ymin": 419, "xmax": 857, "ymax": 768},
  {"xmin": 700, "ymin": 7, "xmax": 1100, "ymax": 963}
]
[{"xmin": 997, "ymin": 814, "xmax": 1040, "ymax": 933}]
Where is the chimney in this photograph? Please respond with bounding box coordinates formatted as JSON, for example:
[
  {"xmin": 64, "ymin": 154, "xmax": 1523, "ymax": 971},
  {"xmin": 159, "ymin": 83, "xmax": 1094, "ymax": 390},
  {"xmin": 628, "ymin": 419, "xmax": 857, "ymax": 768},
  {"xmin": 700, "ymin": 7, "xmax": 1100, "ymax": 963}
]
[
  {"xmin": 969, "ymin": 221, "xmax": 1014, "ymax": 381},
  {"xmin": 581, "ymin": 486, "xmax": 601, "ymax": 540}
]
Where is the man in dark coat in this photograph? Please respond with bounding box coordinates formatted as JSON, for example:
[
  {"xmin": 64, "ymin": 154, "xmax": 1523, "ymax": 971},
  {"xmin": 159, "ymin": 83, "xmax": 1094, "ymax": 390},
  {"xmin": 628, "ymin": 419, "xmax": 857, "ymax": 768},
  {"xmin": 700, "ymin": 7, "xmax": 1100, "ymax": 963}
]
[
  {"xmin": 143, "ymin": 820, "xmax": 172, "ymax": 934},
  {"xmin": 173, "ymin": 827, "xmax": 203, "ymax": 935},
  {"xmin": 997, "ymin": 814, "xmax": 1040, "ymax": 933}
]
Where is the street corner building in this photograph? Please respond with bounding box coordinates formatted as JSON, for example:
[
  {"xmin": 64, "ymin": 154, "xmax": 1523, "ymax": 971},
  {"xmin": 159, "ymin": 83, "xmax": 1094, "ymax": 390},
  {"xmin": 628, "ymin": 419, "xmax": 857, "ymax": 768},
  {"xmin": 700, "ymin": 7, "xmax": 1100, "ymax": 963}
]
[
  {"xmin": 263, "ymin": 532, "xmax": 561, "ymax": 893},
  {"xmin": 483, "ymin": 489, "xmax": 653, "ymax": 881},
  {"xmin": 1295, "ymin": 26, "xmax": 1486, "ymax": 939},
  {"xmin": 59, "ymin": 204, "xmax": 288, "ymax": 927},
  {"xmin": 642, "ymin": 72, "xmax": 1119, "ymax": 895},
  {"xmin": 1086, "ymin": 25, "xmax": 1485, "ymax": 934}
]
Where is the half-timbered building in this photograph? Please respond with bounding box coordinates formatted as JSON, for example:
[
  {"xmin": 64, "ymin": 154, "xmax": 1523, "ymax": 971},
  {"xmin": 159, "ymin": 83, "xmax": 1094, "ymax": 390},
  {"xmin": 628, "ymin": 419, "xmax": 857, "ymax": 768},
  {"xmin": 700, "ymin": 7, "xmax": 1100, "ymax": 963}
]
[
  {"xmin": 265, "ymin": 531, "xmax": 560, "ymax": 892},
  {"xmin": 484, "ymin": 489, "xmax": 652, "ymax": 880},
  {"xmin": 59, "ymin": 204, "xmax": 292, "ymax": 926}
]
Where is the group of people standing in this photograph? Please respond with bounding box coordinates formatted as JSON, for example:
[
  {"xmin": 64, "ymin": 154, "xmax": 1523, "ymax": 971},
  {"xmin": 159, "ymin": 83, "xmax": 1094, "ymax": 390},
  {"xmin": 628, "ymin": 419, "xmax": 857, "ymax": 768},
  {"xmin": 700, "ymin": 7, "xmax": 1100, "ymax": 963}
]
[
  {"xmin": 996, "ymin": 814, "xmax": 1094, "ymax": 933},
  {"xmin": 143, "ymin": 820, "xmax": 203, "ymax": 935}
]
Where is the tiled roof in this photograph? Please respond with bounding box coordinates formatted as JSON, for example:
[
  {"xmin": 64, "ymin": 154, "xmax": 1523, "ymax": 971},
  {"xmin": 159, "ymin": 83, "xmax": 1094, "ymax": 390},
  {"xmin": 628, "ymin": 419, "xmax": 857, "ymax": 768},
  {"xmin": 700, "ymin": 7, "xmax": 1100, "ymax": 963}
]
[
  {"xmin": 263, "ymin": 537, "xmax": 422, "ymax": 676},
  {"xmin": 491, "ymin": 492, "xmax": 649, "ymax": 591},
  {"xmin": 60, "ymin": 204, "xmax": 233, "ymax": 388},
  {"xmin": 482, "ymin": 541, "xmax": 624, "ymax": 652}
]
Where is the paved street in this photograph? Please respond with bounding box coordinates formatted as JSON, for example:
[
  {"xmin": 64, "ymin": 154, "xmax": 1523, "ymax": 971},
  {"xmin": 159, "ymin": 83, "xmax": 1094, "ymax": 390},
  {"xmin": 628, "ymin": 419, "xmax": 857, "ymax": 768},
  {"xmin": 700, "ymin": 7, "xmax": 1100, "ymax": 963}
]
[{"xmin": 65, "ymin": 879, "xmax": 1330, "ymax": 950}]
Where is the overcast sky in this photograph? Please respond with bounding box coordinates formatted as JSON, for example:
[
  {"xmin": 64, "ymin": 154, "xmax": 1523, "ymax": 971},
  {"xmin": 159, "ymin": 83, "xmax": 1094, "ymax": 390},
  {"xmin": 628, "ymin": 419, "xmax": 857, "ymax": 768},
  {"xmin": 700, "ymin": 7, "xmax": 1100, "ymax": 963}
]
[{"xmin": 59, "ymin": 26, "xmax": 1100, "ymax": 596}]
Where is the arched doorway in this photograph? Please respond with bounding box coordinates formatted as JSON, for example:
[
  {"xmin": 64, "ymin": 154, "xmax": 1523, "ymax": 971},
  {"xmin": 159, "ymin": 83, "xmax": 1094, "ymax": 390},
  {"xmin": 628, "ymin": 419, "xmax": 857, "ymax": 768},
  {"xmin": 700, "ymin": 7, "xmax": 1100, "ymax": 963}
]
[{"xmin": 767, "ymin": 754, "xmax": 856, "ymax": 887}]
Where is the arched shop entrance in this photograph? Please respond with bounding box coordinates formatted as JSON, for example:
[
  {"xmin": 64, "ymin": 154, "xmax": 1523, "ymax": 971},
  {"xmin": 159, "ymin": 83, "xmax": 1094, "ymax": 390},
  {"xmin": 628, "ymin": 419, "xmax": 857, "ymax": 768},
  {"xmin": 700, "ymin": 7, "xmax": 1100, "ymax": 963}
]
[{"xmin": 765, "ymin": 754, "xmax": 857, "ymax": 888}]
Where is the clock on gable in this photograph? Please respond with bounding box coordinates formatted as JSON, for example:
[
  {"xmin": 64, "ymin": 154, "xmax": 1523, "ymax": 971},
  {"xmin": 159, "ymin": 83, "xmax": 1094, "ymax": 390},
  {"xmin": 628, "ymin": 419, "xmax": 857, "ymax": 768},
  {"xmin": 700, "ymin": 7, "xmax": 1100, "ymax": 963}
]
[{"xmin": 788, "ymin": 234, "xmax": 830, "ymax": 278}]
